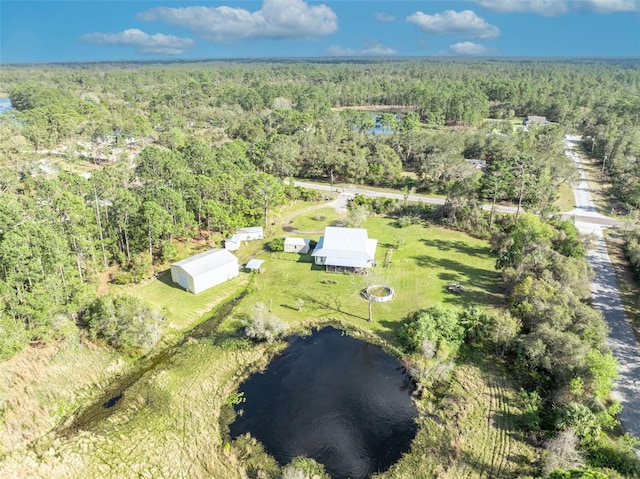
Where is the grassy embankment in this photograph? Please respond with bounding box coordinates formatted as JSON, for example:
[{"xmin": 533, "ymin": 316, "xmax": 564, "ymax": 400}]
[{"xmin": 1, "ymin": 206, "xmax": 541, "ymax": 478}]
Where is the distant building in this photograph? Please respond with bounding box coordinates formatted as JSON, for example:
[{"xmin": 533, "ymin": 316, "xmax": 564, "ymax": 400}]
[
  {"xmin": 170, "ymin": 248, "xmax": 239, "ymax": 294},
  {"xmin": 284, "ymin": 237, "xmax": 311, "ymax": 254},
  {"xmin": 523, "ymin": 115, "xmax": 549, "ymax": 127},
  {"xmin": 225, "ymin": 226, "xmax": 264, "ymax": 252},
  {"xmin": 311, "ymin": 227, "xmax": 377, "ymax": 273},
  {"xmin": 465, "ymin": 159, "xmax": 487, "ymax": 171}
]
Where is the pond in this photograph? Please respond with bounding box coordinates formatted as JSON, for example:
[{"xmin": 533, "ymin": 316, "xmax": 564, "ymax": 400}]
[{"xmin": 229, "ymin": 327, "xmax": 418, "ymax": 479}]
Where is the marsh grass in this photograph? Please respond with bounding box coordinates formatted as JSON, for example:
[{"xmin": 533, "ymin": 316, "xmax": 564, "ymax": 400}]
[{"xmin": 0, "ymin": 337, "xmax": 125, "ymax": 456}]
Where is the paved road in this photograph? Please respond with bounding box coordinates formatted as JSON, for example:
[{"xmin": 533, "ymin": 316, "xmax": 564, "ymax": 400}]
[
  {"xmin": 293, "ymin": 181, "xmax": 519, "ymax": 214},
  {"xmin": 298, "ymin": 143, "xmax": 640, "ymax": 444},
  {"xmin": 565, "ymin": 135, "xmax": 640, "ymax": 445}
]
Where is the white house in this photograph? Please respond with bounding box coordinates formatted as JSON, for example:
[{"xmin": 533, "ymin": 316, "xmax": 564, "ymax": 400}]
[
  {"xmin": 284, "ymin": 237, "xmax": 310, "ymax": 254},
  {"xmin": 523, "ymin": 115, "xmax": 549, "ymax": 127},
  {"xmin": 225, "ymin": 226, "xmax": 264, "ymax": 251},
  {"xmin": 311, "ymin": 227, "xmax": 377, "ymax": 273},
  {"xmin": 170, "ymin": 248, "xmax": 239, "ymax": 294}
]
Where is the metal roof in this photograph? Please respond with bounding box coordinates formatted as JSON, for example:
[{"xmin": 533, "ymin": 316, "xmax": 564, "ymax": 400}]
[
  {"xmin": 245, "ymin": 259, "xmax": 265, "ymax": 270},
  {"xmin": 171, "ymin": 249, "xmax": 238, "ymax": 278}
]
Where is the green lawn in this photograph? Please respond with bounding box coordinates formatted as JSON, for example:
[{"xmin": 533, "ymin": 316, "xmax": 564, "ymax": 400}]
[
  {"xmin": 289, "ymin": 207, "xmax": 342, "ymax": 232},
  {"xmin": 233, "ymin": 216, "xmax": 501, "ymax": 344},
  {"xmin": 124, "ymin": 270, "xmax": 249, "ymax": 340},
  {"xmin": 555, "ymin": 182, "xmax": 576, "ymax": 212}
]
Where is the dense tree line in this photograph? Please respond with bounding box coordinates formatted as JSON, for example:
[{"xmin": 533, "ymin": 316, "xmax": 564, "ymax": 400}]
[
  {"xmin": 0, "ymin": 138, "xmax": 293, "ymax": 359},
  {"xmin": 490, "ymin": 214, "xmax": 639, "ymax": 477},
  {"xmin": 0, "ymin": 59, "xmax": 638, "ymax": 474}
]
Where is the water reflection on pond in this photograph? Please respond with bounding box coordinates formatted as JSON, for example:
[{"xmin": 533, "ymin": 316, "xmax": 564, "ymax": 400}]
[{"xmin": 230, "ymin": 327, "xmax": 418, "ymax": 479}]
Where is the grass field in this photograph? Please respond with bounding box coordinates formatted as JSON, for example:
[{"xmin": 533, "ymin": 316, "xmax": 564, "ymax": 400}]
[
  {"xmin": 233, "ymin": 216, "xmax": 501, "ymax": 344},
  {"xmin": 0, "ymin": 338, "xmax": 126, "ymax": 457},
  {"xmin": 289, "ymin": 206, "xmax": 342, "ymax": 233},
  {"xmin": 121, "ymin": 269, "xmax": 249, "ymax": 342},
  {"xmin": 555, "ymin": 182, "xmax": 576, "ymax": 212},
  {"xmin": 1, "ymin": 204, "xmax": 530, "ymax": 479}
]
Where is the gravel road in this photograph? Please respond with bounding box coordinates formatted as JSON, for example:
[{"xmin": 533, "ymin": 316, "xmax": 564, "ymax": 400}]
[{"xmin": 566, "ymin": 135, "xmax": 640, "ymax": 444}]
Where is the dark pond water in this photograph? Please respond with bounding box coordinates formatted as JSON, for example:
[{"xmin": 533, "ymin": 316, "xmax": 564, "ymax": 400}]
[{"xmin": 229, "ymin": 327, "xmax": 418, "ymax": 479}]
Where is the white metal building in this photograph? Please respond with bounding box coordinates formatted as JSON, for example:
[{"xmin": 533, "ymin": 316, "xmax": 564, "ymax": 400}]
[
  {"xmin": 225, "ymin": 226, "xmax": 264, "ymax": 251},
  {"xmin": 311, "ymin": 227, "xmax": 377, "ymax": 273},
  {"xmin": 170, "ymin": 248, "xmax": 239, "ymax": 294},
  {"xmin": 284, "ymin": 237, "xmax": 310, "ymax": 254}
]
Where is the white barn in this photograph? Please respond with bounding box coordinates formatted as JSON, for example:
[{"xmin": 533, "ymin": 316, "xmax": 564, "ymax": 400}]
[
  {"xmin": 170, "ymin": 248, "xmax": 239, "ymax": 294},
  {"xmin": 225, "ymin": 226, "xmax": 264, "ymax": 251},
  {"xmin": 311, "ymin": 227, "xmax": 377, "ymax": 273},
  {"xmin": 284, "ymin": 237, "xmax": 310, "ymax": 254}
]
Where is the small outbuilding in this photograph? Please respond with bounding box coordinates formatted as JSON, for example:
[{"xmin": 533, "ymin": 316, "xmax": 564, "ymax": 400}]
[
  {"xmin": 225, "ymin": 226, "xmax": 264, "ymax": 252},
  {"xmin": 245, "ymin": 259, "xmax": 265, "ymax": 272},
  {"xmin": 170, "ymin": 248, "xmax": 239, "ymax": 294},
  {"xmin": 284, "ymin": 237, "xmax": 311, "ymax": 254}
]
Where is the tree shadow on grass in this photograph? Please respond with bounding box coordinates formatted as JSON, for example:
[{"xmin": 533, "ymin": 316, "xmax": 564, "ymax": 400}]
[
  {"xmin": 412, "ymin": 255, "xmax": 501, "ymax": 307},
  {"xmin": 419, "ymin": 238, "xmax": 492, "ymax": 258},
  {"xmin": 297, "ymin": 291, "xmax": 367, "ymax": 322}
]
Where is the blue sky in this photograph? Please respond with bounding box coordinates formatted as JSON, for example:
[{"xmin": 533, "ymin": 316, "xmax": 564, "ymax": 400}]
[{"xmin": 1, "ymin": 0, "xmax": 639, "ymax": 63}]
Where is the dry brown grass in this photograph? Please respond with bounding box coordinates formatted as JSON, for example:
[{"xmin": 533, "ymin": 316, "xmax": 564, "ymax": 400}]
[
  {"xmin": 376, "ymin": 354, "xmax": 540, "ymax": 479},
  {"xmin": 577, "ymin": 145, "xmax": 626, "ymax": 217},
  {"xmin": 603, "ymin": 230, "xmax": 640, "ymax": 344},
  {"xmin": 0, "ymin": 337, "xmax": 124, "ymax": 457},
  {"xmin": 1, "ymin": 334, "xmax": 277, "ymax": 479}
]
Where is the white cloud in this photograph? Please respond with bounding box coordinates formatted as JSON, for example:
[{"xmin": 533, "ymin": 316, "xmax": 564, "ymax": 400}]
[
  {"xmin": 580, "ymin": 0, "xmax": 639, "ymax": 12},
  {"xmin": 327, "ymin": 41, "xmax": 396, "ymax": 56},
  {"xmin": 406, "ymin": 10, "xmax": 500, "ymax": 39},
  {"xmin": 447, "ymin": 41, "xmax": 495, "ymax": 55},
  {"xmin": 475, "ymin": 0, "xmax": 638, "ymax": 15},
  {"xmin": 137, "ymin": 0, "xmax": 338, "ymax": 42},
  {"xmin": 374, "ymin": 12, "xmax": 396, "ymax": 22},
  {"xmin": 80, "ymin": 29, "xmax": 195, "ymax": 54},
  {"xmin": 475, "ymin": 0, "xmax": 569, "ymax": 16}
]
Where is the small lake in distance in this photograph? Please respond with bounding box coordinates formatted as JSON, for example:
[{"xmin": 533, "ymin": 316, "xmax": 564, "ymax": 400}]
[{"xmin": 229, "ymin": 327, "xmax": 418, "ymax": 479}]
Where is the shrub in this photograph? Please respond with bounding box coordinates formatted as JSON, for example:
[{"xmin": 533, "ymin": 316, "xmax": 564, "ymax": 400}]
[
  {"xmin": 160, "ymin": 242, "xmax": 178, "ymax": 263},
  {"xmin": 398, "ymin": 305, "xmax": 464, "ymax": 355},
  {"xmin": 244, "ymin": 303, "xmax": 288, "ymax": 343},
  {"xmin": 85, "ymin": 294, "xmax": 164, "ymax": 355},
  {"xmin": 0, "ymin": 313, "xmax": 29, "ymax": 361},
  {"xmin": 111, "ymin": 270, "xmax": 134, "ymax": 285},
  {"xmin": 394, "ymin": 216, "xmax": 414, "ymax": 228},
  {"xmin": 268, "ymin": 237, "xmax": 285, "ymax": 252},
  {"xmin": 624, "ymin": 232, "xmax": 640, "ymax": 280}
]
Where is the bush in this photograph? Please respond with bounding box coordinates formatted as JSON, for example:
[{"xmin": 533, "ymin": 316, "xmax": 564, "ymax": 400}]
[
  {"xmin": 160, "ymin": 242, "xmax": 178, "ymax": 263},
  {"xmin": 394, "ymin": 216, "xmax": 414, "ymax": 228},
  {"xmin": 624, "ymin": 231, "xmax": 640, "ymax": 280},
  {"xmin": 244, "ymin": 303, "xmax": 288, "ymax": 343},
  {"xmin": 111, "ymin": 270, "xmax": 134, "ymax": 285},
  {"xmin": 267, "ymin": 237, "xmax": 285, "ymax": 252},
  {"xmin": 85, "ymin": 294, "xmax": 164, "ymax": 355},
  {"xmin": 0, "ymin": 313, "xmax": 29, "ymax": 361},
  {"xmin": 398, "ymin": 305, "xmax": 464, "ymax": 355}
]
